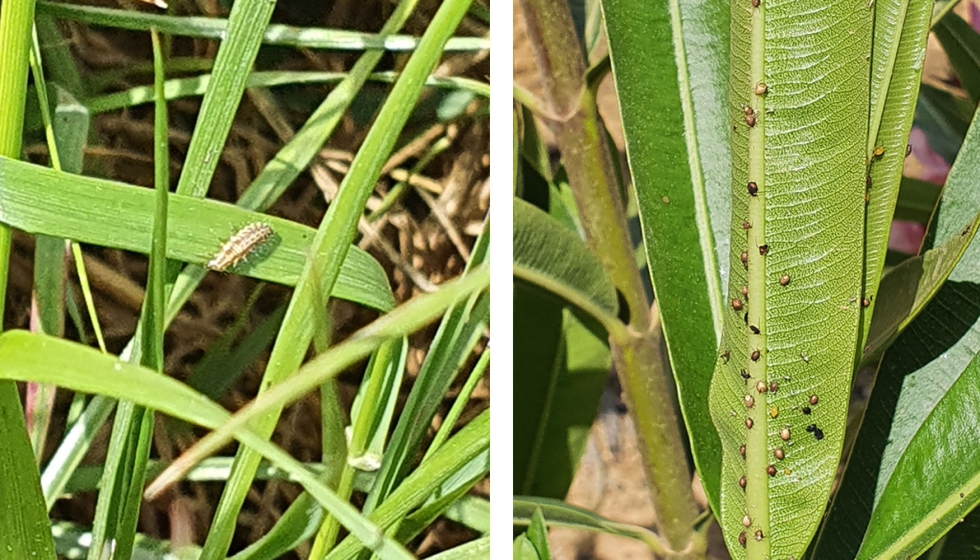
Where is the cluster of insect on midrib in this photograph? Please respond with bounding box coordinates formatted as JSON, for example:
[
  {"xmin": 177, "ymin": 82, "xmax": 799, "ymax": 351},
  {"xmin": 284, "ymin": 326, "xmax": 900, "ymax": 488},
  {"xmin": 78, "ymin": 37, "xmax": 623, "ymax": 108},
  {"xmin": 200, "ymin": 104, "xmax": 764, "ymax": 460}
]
[{"xmin": 206, "ymin": 222, "xmax": 274, "ymax": 271}]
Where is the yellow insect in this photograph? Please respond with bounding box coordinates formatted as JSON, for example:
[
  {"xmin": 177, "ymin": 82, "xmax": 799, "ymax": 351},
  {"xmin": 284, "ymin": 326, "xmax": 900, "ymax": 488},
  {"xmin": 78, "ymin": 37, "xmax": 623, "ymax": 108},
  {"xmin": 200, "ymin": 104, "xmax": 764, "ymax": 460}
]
[{"xmin": 207, "ymin": 223, "xmax": 273, "ymax": 271}]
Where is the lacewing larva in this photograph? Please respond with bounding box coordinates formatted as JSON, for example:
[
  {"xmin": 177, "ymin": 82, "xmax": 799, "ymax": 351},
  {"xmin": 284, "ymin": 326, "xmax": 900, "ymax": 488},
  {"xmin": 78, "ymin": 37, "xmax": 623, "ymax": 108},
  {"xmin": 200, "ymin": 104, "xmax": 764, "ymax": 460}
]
[{"xmin": 207, "ymin": 222, "xmax": 274, "ymax": 271}]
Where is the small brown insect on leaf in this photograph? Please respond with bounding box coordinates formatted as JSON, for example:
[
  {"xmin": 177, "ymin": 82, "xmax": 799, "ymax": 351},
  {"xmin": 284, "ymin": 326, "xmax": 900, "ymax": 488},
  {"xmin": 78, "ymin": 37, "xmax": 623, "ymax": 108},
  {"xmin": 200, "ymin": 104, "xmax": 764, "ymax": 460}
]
[
  {"xmin": 767, "ymin": 465, "xmax": 777, "ymax": 477},
  {"xmin": 780, "ymin": 427, "xmax": 791, "ymax": 441},
  {"xmin": 739, "ymin": 444, "xmax": 747, "ymax": 458},
  {"xmin": 779, "ymin": 274, "xmax": 790, "ymax": 286},
  {"xmin": 745, "ymin": 417, "xmax": 754, "ymax": 429},
  {"xmin": 774, "ymin": 447, "xmax": 785, "ymax": 460},
  {"xmin": 747, "ymin": 181, "xmax": 759, "ymax": 196},
  {"xmin": 739, "ymin": 532, "xmax": 747, "ymax": 548},
  {"xmin": 742, "ymin": 220, "xmax": 752, "ymax": 230},
  {"xmin": 749, "ymin": 325, "xmax": 760, "ymax": 334},
  {"xmin": 751, "ymin": 349, "xmax": 761, "ymax": 361},
  {"xmin": 756, "ymin": 380, "xmax": 767, "ymax": 393},
  {"xmin": 755, "ymin": 81, "xmax": 767, "ymax": 95},
  {"xmin": 732, "ymin": 298, "xmax": 744, "ymax": 311},
  {"xmin": 742, "ymin": 515, "xmax": 752, "ymax": 527},
  {"xmin": 744, "ymin": 395, "xmax": 755, "ymax": 408},
  {"xmin": 759, "ymin": 244, "xmax": 769, "ymax": 256},
  {"xmin": 739, "ymin": 475, "xmax": 747, "ymax": 489}
]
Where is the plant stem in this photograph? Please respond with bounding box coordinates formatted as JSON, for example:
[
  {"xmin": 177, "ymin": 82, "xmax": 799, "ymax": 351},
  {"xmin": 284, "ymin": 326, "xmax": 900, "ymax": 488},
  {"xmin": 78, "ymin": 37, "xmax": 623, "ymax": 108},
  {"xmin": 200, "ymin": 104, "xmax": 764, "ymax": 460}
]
[{"xmin": 519, "ymin": 0, "xmax": 700, "ymax": 555}]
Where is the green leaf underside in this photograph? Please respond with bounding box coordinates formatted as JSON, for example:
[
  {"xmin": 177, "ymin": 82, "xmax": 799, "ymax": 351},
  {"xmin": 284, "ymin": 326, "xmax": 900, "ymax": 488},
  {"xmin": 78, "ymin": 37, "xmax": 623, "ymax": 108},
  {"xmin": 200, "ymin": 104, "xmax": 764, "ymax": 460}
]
[
  {"xmin": 0, "ymin": 156, "xmax": 394, "ymax": 312},
  {"xmin": 710, "ymin": 0, "xmax": 871, "ymax": 557},
  {"xmin": 513, "ymin": 198, "xmax": 618, "ymax": 317}
]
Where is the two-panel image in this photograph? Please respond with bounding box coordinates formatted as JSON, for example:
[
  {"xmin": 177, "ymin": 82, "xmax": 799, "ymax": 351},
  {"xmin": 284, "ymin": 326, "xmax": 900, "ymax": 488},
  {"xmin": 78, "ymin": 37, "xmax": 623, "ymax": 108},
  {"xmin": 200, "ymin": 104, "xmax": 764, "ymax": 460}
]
[{"xmin": 0, "ymin": 0, "xmax": 976, "ymax": 558}]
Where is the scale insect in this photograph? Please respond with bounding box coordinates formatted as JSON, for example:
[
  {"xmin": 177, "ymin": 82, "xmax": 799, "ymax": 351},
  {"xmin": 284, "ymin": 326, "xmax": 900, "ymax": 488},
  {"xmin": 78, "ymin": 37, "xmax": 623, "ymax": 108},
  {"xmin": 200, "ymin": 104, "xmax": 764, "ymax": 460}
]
[{"xmin": 207, "ymin": 223, "xmax": 274, "ymax": 271}]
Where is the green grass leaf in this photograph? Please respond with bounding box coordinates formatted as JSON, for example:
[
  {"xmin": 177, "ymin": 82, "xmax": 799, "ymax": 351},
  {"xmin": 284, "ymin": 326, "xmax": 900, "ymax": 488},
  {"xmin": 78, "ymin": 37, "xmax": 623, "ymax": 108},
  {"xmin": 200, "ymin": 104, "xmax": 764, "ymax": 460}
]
[{"xmin": 0, "ymin": 156, "xmax": 394, "ymax": 311}]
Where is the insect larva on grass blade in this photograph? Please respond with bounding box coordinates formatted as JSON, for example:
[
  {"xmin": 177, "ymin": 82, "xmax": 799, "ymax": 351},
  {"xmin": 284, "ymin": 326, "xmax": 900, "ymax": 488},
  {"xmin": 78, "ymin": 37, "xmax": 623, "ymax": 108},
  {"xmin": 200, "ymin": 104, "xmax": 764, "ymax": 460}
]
[{"xmin": 207, "ymin": 223, "xmax": 274, "ymax": 271}]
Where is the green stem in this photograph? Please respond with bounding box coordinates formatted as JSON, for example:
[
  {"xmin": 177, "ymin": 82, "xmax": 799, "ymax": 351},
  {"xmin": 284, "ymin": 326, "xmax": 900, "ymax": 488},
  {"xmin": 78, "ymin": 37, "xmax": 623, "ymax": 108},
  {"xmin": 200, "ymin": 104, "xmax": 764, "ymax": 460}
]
[{"xmin": 519, "ymin": 0, "xmax": 699, "ymax": 554}]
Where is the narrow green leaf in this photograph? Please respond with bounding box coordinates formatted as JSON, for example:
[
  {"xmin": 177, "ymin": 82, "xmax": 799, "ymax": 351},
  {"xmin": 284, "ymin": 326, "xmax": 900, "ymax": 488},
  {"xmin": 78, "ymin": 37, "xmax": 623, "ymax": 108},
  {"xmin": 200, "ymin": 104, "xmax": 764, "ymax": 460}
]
[
  {"xmin": 856, "ymin": 351, "xmax": 980, "ymax": 559},
  {"xmin": 0, "ymin": 156, "xmax": 394, "ymax": 311},
  {"xmin": 601, "ymin": 0, "xmax": 730, "ymax": 510},
  {"xmin": 0, "ymin": 331, "xmax": 415, "ymax": 560},
  {"xmin": 862, "ymin": 0, "xmax": 935, "ymax": 358},
  {"xmin": 36, "ymin": 1, "xmax": 488, "ymax": 53},
  {"xmin": 0, "ymin": 387, "xmax": 57, "ymax": 560},
  {"xmin": 513, "ymin": 197, "xmax": 618, "ymax": 333},
  {"xmin": 862, "ymin": 213, "xmax": 979, "ymax": 363},
  {"xmin": 84, "ymin": 71, "xmax": 488, "ymax": 115},
  {"xmin": 513, "ymin": 535, "xmax": 541, "ymax": 560},
  {"xmin": 526, "ymin": 508, "xmax": 553, "ymax": 560},
  {"xmin": 427, "ymin": 536, "xmax": 489, "ymax": 560},
  {"xmin": 814, "ymin": 74, "xmax": 980, "ymax": 560},
  {"xmin": 173, "ymin": 0, "xmax": 276, "ymax": 199},
  {"xmin": 710, "ymin": 0, "xmax": 873, "ymax": 554},
  {"xmin": 513, "ymin": 496, "xmax": 666, "ymax": 553},
  {"xmin": 0, "ymin": 0, "xmax": 58, "ymax": 557},
  {"xmin": 513, "ymin": 284, "xmax": 608, "ymax": 498}
]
